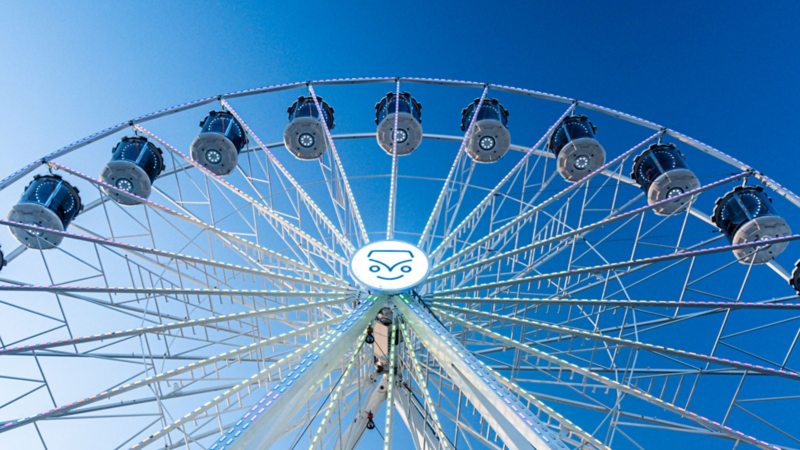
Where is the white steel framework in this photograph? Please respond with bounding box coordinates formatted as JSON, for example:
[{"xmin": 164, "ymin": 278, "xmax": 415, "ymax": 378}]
[{"xmin": 0, "ymin": 77, "xmax": 798, "ymax": 450}]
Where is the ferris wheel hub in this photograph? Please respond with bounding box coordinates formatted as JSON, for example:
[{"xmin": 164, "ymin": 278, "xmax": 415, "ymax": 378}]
[{"xmin": 350, "ymin": 240, "xmax": 429, "ymax": 292}]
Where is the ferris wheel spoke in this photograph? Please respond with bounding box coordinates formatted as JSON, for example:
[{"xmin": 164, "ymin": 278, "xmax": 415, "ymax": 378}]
[
  {"xmin": 307, "ymin": 85, "xmax": 370, "ymax": 247},
  {"xmin": 418, "ymin": 85, "xmax": 489, "ymax": 254},
  {"xmin": 45, "ymin": 160, "xmax": 347, "ymax": 282},
  {"xmin": 399, "ymin": 320, "xmax": 456, "ymax": 450},
  {"xmin": 432, "ymin": 233, "xmax": 800, "ymax": 297},
  {"xmin": 220, "ymin": 99, "xmax": 359, "ymax": 255},
  {"xmin": 429, "ymin": 172, "xmax": 750, "ymax": 285},
  {"xmin": 307, "ymin": 326, "xmax": 370, "ymax": 450},
  {"xmin": 395, "ymin": 295, "xmax": 570, "ymax": 450},
  {"xmin": 308, "ymin": 344, "xmax": 377, "ymax": 450},
  {"xmin": 1, "ymin": 219, "xmax": 347, "ymax": 292},
  {"xmin": 412, "ymin": 349, "xmax": 609, "ymax": 450},
  {"xmin": 431, "ymin": 129, "xmax": 661, "ymax": 273},
  {"xmin": 386, "ymin": 80, "xmax": 401, "ymax": 241},
  {"xmin": 0, "ymin": 313, "xmax": 342, "ymax": 436},
  {"xmin": 441, "ymin": 312, "xmax": 782, "ymax": 450},
  {"xmin": 151, "ymin": 184, "xmax": 346, "ymax": 280},
  {"xmin": 477, "ymin": 362, "xmax": 609, "ymax": 450},
  {"xmin": 430, "ymin": 295, "xmax": 800, "ymax": 310},
  {"xmin": 424, "ymin": 103, "xmax": 576, "ymax": 266},
  {"xmin": 187, "ymin": 296, "xmax": 385, "ymax": 450},
  {"xmin": 0, "ymin": 297, "xmax": 352, "ymax": 356},
  {"xmin": 434, "ymin": 305, "xmax": 800, "ymax": 380},
  {"xmin": 132, "ymin": 125, "xmax": 350, "ymax": 269}
]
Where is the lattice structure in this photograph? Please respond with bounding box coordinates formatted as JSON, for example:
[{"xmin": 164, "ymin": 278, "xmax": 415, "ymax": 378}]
[{"xmin": 0, "ymin": 78, "xmax": 798, "ymax": 450}]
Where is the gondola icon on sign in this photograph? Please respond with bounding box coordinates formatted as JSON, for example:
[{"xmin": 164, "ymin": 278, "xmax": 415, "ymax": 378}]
[{"xmin": 351, "ymin": 241, "xmax": 430, "ymax": 292}]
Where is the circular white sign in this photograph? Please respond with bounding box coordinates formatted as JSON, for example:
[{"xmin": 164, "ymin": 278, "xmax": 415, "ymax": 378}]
[{"xmin": 350, "ymin": 241, "xmax": 430, "ymax": 292}]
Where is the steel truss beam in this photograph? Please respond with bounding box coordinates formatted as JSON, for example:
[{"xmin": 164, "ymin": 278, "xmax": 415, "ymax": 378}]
[
  {"xmin": 308, "ymin": 85, "xmax": 370, "ymax": 247},
  {"xmin": 44, "ymin": 161, "xmax": 347, "ymax": 281},
  {"xmin": 0, "ymin": 297, "xmax": 353, "ymax": 355},
  {"xmin": 434, "ymin": 234, "xmax": 800, "ymax": 297},
  {"xmin": 418, "ymin": 86, "xmax": 488, "ymax": 254},
  {"xmin": 434, "ymin": 304, "xmax": 800, "ymax": 380},
  {"xmin": 1, "ymin": 314, "xmax": 342, "ymax": 434},
  {"xmin": 399, "ymin": 320, "xmax": 452, "ymax": 449},
  {"xmin": 440, "ymin": 312, "xmax": 782, "ymax": 450},
  {"xmin": 221, "ymin": 296, "xmax": 388, "ymax": 450},
  {"xmin": 132, "ymin": 125, "xmax": 349, "ymax": 268},
  {"xmin": 429, "ymin": 296, "xmax": 800, "ymax": 311},
  {"xmin": 394, "ymin": 295, "xmax": 566, "ymax": 450},
  {"xmin": 427, "ymin": 172, "xmax": 749, "ymax": 283},
  {"xmin": 428, "ymin": 122, "xmax": 659, "ymax": 270},
  {"xmin": 221, "ymin": 98, "xmax": 358, "ymax": 255}
]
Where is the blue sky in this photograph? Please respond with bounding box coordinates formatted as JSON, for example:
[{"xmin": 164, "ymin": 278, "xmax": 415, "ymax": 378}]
[
  {"xmin": 1, "ymin": 1, "xmax": 798, "ymax": 186},
  {"xmin": 1, "ymin": 2, "xmax": 799, "ymax": 449}
]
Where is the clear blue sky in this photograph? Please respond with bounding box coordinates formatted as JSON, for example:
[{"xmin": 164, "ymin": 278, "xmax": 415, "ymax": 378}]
[
  {"xmin": 1, "ymin": 1, "xmax": 798, "ymax": 188},
  {"xmin": 1, "ymin": 2, "xmax": 799, "ymax": 449}
]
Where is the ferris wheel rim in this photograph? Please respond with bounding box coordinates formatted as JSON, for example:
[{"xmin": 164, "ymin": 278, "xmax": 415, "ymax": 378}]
[
  {"xmin": 0, "ymin": 77, "xmax": 797, "ymax": 450},
  {"xmin": 2, "ymin": 76, "xmax": 798, "ymax": 210}
]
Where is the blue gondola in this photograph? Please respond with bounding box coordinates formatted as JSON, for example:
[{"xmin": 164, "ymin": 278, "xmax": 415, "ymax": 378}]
[
  {"xmin": 631, "ymin": 143, "xmax": 700, "ymax": 215},
  {"xmin": 790, "ymin": 260, "xmax": 800, "ymax": 294},
  {"xmin": 548, "ymin": 115, "xmax": 606, "ymax": 182},
  {"xmin": 460, "ymin": 98, "xmax": 510, "ymax": 163},
  {"xmin": 712, "ymin": 186, "xmax": 791, "ymax": 264},
  {"xmin": 284, "ymin": 96, "xmax": 334, "ymax": 160},
  {"xmin": 7, "ymin": 174, "xmax": 83, "ymax": 249},
  {"xmin": 375, "ymin": 92, "xmax": 423, "ymax": 156},
  {"xmin": 190, "ymin": 110, "xmax": 248, "ymax": 176},
  {"xmin": 99, "ymin": 136, "xmax": 165, "ymax": 205}
]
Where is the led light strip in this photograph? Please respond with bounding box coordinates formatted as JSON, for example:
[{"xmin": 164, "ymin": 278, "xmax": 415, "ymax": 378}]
[
  {"xmin": 45, "ymin": 161, "xmax": 348, "ymax": 280},
  {"xmin": 435, "ymin": 233, "xmax": 800, "ymax": 296},
  {"xmin": 132, "ymin": 125, "xmax": 349, "ymax": 267},
  {"xmin": 431, "ymin": 128, "xmax": 661, "ymax": 269},
  {"xmin": 219, "ymin": 98, "xmax": 356, "ymax": 255},
  {"xmin": 428, "ymin": 171, "xmax": 750, "ymax": 281},
  {"xmin": 0, "ymin": 297, "xmax": 352, "ymax": 355},
  {"xmin": 440, "ymin": 311, "xmax": 782, "ymax": 450},
  {"xmin": 207, "ymin": 298, "xmax": 379, "ymax": 450},
  {"xmin": 383, "ymin": 320, "xmax": 397, "ymax": 450},
  {"xmin": 2, "ymin": 315, "xmax": 343, "ymax": 434},
  {"xmin": 308, "ymin": 327, "xmax": 368, "ymax": 450},
  {"xmin": 398, "ymin": 295, "xmax": 565, "ymax": 449},
  {"xmin": 434, "ymin": 304, "xmax": 800, "ymax": 379},
  {"xmin": 1, "ymin": 215, "xmax": 325, "ymax": 285},
  {"xmin": 477, "ymin": 363, "xmax": 610, "ymax": 450},
  {"xmin": 398, "ymin": 321, "xmax": 451, "ymax": 450},
  {"xmin": 429, "ymin": 296, "xmax": 800, "ymax": 310},
  {"xmin": 417, "ymin": 86, "xmax": 489, "ymax": 249},
  {"xmin": 307, "ymin": 84, "xmax": 370, "ymax": 246},
  {"xmin": 1, "ymin": 216, "xmax": 345, "ymax": 291},
  {"xmin": 386, "ymin": 80, "xmax": 401, "ymax": 241}
]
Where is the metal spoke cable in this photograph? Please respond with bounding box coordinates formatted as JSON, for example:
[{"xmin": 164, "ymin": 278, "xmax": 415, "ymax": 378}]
[
  {"xmin": 220, "ymin": 98, "xmax": 357, "ymax": 256},
  {"xmin": 418, "ymin": 85, "xmax": 489, "ymax": 252},
  {"xmin": 308, "ymin": 84, "xmax": 370, "ymax": 247},
  {"xmin": 400, "ymin": 320, "xmax": 451, "ymax": 450},
  {"xmin": 439, "ymin": 311, "xmax": 783, "ymax": 450}
]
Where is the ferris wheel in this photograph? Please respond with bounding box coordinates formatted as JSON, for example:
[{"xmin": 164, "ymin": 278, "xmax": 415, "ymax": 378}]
[{"xmin": 0, "ymin": 77, "xmax": 799, "ymax": 450}]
